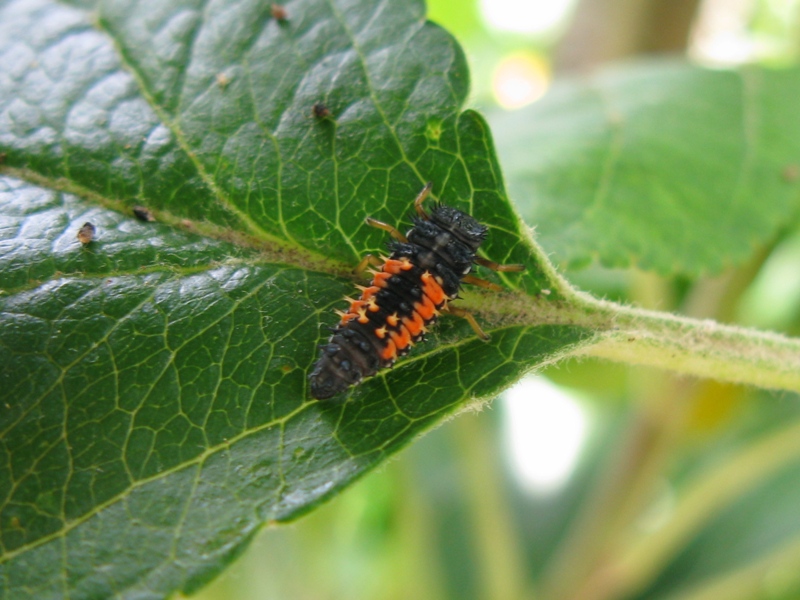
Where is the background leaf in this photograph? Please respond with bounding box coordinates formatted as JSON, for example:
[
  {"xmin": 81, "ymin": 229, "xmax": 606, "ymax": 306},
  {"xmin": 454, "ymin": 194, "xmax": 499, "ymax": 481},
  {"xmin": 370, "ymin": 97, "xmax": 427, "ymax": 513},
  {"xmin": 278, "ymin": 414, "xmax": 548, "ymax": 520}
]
[
  {"xmin": 630, "ymin": 394, "xmax": 800, "ymax": 600},
  {"xmin": 0, "ymin": 0, "xmax": 587, "ymax": 597},
  {"xmin": 490, "ymin": 60, "xmax": 800, "ymax": 276}
]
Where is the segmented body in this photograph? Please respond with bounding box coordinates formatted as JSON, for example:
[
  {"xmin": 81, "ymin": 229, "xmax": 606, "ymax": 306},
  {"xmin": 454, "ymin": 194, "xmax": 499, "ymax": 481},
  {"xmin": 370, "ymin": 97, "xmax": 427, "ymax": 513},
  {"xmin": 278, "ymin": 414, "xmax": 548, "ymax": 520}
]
[{"xmin": 309, "ymin": 204, "xmax": 488, "ymax": 400}]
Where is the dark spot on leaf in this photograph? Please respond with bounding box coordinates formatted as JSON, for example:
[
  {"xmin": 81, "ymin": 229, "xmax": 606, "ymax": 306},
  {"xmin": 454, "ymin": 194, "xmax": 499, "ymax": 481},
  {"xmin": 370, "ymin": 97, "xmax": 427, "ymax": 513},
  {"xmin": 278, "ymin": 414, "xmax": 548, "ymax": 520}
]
[
  {"xmin": 133, "ymin": 206, "xmax": 156, "ymax": 222},
  {"xmin": 312, "ymin": 102, "xmax": 331, "ymax": 119}
]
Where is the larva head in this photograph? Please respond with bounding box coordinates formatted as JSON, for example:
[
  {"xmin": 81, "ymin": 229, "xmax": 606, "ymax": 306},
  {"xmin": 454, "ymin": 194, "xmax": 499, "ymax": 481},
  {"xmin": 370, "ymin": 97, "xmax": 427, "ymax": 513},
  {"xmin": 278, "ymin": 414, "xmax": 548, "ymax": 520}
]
[{"xmin": 428, "ymin": 205, "xmax": 488, "ymax": 251}]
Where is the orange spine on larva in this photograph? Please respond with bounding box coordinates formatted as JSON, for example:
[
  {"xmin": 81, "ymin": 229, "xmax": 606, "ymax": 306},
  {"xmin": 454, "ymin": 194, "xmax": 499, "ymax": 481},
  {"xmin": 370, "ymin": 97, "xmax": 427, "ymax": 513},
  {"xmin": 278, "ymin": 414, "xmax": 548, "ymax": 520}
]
[
  {"xmin": 380, "ymin": 338, "xmax": 397, "ymax": 361},
  {"xmin": 389, "ymin": 324, "xmax": 412, "ymax": 352},
  {"xmin": 421, "ymin": 272, "xmax": 446, "ymax": 306},
  {"xmin": 401, "ymin": 310, "xmax": 426, "ymax": 339},
  {"xmin": 382, "ymin": 257, "xmax": 414, "ymax": 274},
  {"xmin": 413, "ymin": 293, "xmax": 438, "ymax": 322}
]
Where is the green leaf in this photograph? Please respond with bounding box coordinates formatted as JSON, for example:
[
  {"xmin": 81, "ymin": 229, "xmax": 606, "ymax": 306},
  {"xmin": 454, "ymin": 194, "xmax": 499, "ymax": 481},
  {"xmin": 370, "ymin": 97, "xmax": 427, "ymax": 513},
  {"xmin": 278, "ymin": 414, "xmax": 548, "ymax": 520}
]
[
  {"xmin": 0, "ymin": 0, "xmax": 588, "ymax": 597},
  {"xmin": 490, "ymin": 60, "xmax": 800, "ymax": 276}
]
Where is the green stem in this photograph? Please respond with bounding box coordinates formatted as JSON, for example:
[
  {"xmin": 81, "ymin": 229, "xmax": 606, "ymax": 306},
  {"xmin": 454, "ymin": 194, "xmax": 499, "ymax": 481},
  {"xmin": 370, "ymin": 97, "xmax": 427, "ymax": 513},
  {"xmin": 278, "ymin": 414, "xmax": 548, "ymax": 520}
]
[
  {"xmin": 609, "ymin": 417, "xmax": 800, "ymax": 599},
  {"xmin": 576, "ymin": 292, "xmax": 800, "ymax": 392},
  {"xmin": 474, "ymin": 285, "xmax": 800, "ymax": 393},
  {"xmin": 670, "ymin": 535, "xmax": 800, "ymax": 600},
  {"xmin": 451, "ymin": 413, "xmax": 532, "ymax": 600},
  {"xmin": 538, "ymin": 377, "xmax": 696, "ymax": 600}
]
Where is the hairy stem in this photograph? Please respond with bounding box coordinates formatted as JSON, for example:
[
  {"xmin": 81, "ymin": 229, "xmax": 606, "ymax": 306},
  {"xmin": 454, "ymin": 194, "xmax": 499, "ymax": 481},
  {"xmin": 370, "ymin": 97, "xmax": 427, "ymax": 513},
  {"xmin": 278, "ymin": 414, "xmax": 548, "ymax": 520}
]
[
  {"xmin": 470, "ymin": 279, "xmax": 800, "ymax": 393},
  {"xmin": 577, "ymin": 293, "xmax": 800, "ymax": 392}
]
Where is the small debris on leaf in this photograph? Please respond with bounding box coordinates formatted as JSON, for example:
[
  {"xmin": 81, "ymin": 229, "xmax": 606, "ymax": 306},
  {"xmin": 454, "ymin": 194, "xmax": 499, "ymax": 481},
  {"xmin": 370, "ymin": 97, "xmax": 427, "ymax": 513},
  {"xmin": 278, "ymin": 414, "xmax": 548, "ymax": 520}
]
[
  {"xmin": 133, "ymin": 206, "xmax": 156, "ymax": 222},
  {"xmin": 271, "ymin": 4, "xmax": 288, "ymax": 20},
  {"xmin": 77, "ymin": 222, "xmax": 96, "ymax": 245},
  {"xmin": 216, "ymin": 72, "xmax": 231, "ymax": 89},
  {"xmin": 312, "ymin": 102, "xmax": 331, "ymax": 119}
]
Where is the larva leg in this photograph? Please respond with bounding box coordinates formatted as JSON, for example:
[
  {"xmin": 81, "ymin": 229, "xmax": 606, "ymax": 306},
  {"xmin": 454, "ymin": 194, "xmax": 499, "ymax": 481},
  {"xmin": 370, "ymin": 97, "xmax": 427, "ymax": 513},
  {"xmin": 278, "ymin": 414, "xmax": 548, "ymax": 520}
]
[
  {"xmin": 474, "ymin": 257, "xmax": 525, "ymax": 272},
  {"xmin": 413, "ymin": 182, "xmax": 434, "ymax": 219},
  {"xmin": 365, "ymin": 217, "xmax": 407, "ymax": 243},
  {"xmin": 443, "ymin": 304, "xmax": 490, "ymax": 341},
  {"xmin": 352, "ymin": 254, "xmax": 384, "ymax": 275},
  {"xmin": 462, "ymin": 275, "xmax": 503, "ymax": 291}
]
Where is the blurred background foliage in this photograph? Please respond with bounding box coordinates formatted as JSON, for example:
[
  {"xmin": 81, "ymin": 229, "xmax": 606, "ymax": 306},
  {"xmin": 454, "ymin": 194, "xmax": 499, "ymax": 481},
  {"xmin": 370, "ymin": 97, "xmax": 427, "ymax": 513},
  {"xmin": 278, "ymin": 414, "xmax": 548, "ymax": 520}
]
[{"xmin": 190, "ymin": 1, "xmax": 800, "ymax": 599}]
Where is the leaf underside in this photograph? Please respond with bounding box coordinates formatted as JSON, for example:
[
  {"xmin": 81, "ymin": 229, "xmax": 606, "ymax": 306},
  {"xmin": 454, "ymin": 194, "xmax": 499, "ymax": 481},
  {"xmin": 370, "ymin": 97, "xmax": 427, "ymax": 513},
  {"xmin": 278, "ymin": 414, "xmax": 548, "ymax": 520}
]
[{"xmin": 0, "ymin": 0, "xmax": 586, "ymax": 597}]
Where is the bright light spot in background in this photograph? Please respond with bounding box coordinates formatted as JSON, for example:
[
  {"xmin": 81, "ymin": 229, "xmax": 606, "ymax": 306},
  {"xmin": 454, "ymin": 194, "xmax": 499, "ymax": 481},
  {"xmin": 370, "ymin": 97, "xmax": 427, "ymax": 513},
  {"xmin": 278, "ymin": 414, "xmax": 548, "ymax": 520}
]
[
  {"xmin": 691, "ymin": 0, "xmax": 800, "ymax": 65},
  {"xmin": 492, "ymin": 52, "xmax": 550, "ymax": 109},
  {"xmin": 502, "ymin": 377, "xmax": 589, "ymax": 494},
  {"xmin": 690, "ymin": 0, "xmax": 758, "ymax": 64},
  {"xmin": 480, "ymin": 0, "xmax": 576, "ymax": 35}
]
